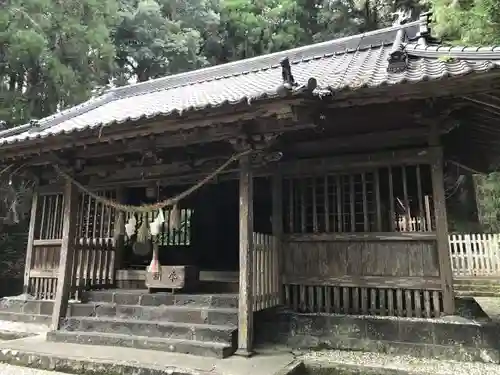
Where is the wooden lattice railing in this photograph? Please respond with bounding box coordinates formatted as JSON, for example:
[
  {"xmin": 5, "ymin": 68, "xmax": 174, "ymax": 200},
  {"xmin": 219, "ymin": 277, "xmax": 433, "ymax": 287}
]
[
  {"xmin": 26, "ymin": 190, "xmax": 117, "ymax": 300},
  {"xmin": 252, "ymin": 232, "xmax": 280, "ymax": 312},
  {"xmin": 450, "ymin": 233, "xmax": 500, "ymax": 277},
  {"xmin": 71, "ymin": 238, "xmax": 115, "ymax": 300}
]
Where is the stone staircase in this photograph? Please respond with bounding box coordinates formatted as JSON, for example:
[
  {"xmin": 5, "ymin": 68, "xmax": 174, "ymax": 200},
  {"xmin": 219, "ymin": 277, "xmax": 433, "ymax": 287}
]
[
  {"xmin": 454, "ymin": 277, "xmax": 500, "ymax": 298},
  {"xmin": 0, "ymin": 296, "xmax": 52, "ymax": 325},
  {"xmin": 47, "ymin": 289, "xmax": 239, "ymax": 358}
]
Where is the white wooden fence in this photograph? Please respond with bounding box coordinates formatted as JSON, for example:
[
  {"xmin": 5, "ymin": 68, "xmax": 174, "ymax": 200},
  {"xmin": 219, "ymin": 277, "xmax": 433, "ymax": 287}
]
[
  {"xmin": 252, "ymin": 232, "xmax": 280, "ymax": 311},
  {"xmin": 449, "ymin": 233, "xmax": 500, "ymax": 277}
]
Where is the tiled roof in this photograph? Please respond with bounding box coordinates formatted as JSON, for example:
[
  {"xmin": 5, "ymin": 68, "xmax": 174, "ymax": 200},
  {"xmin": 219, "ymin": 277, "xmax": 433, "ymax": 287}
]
[{"xmin": 1, "ymin": 18, "xmax": 500, "ymax": 147}]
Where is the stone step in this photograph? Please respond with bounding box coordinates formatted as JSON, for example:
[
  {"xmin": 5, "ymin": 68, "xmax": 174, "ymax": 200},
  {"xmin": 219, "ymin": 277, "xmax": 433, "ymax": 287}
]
[
  {"xmin": 60, "ymin": 316, "xmax": 236, "ymax": 344},
  {"xmin": 84, "ymin": 290, "xmax": 238, "ymax": 308},
  {"xmin": 0, "ymin": 299, "xmax": 53, "ymax": 315},
  {"xmin": 0, "ymin": 311, "xmax": 51, "ymax": 325},
  {"xmin": 68, "ymin": 302, "xmax": 238, "ymax": 326},
  {"xmin": 47, "ymin": 330, "xmax": 235, "ymax": 358},
  {"xmin": 454, "ymin": 284, "xmax": 500, "ymax": 292},
  {"xmin": 455, "ymin": 290, "xmax": 500, "ymax": 297},
  {"xmin": 454, "ymin": 278, "xmax": 500, "ymax": 286}
]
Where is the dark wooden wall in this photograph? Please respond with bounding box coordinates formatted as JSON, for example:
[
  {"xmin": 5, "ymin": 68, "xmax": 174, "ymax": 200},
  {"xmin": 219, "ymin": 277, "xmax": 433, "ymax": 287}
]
[{"xmin": 277, "ymin": 150, "xmax": 446, "ymax": 318}]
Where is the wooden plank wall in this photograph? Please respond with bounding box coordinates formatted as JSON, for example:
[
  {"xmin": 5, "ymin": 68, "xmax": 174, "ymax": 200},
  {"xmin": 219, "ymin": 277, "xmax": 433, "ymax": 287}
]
[{"xmin": 281, "ymin": 162, "xmax": 444, "ymax": 318}]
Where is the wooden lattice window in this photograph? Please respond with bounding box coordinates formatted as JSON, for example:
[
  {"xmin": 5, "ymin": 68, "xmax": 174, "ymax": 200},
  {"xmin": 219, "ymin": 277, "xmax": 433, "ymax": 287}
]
[
  {"xmin": 157, "ymin": 208, "xmax": 193, "ymax": 246},
  {"xmin": 283, "ymin": 164, "xmax": 434, "ymax": 234}
]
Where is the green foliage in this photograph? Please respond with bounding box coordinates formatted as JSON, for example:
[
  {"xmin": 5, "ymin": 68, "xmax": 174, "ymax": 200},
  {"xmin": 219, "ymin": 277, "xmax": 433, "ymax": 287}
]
[
  {"xmin": 1, "ymin": 0, "xmax": 418, "ymax": 126},
  {"xmin": 429, "ymin": 0, "xmax": 500, "ymax": 44},
  {"xmin": 474, "ymin": 173, "xmax": 500, "ymax": 232},
  {"xmin": 1, "ymin": 0, "xmax": 119, "ymax": 126}
]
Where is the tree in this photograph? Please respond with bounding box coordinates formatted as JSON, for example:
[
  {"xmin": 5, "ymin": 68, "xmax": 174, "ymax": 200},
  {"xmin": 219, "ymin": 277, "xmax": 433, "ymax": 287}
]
[
  {"xmin": 113, "ymin": 0, "xmax": 218, "ymax": 84},
  {"xmin": 429, "ymin": 0, "xmax": 500, "ymax": 45},
  {"xmin": 0, "ymin": 0, "xmax": 118, "ymax": 126}
]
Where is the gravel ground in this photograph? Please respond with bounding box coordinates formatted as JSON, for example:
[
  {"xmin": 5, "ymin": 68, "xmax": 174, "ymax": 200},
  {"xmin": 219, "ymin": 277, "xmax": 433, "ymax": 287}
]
[
  {"xmin": 302, "ymin": 350, "xmax": 500, "ymax": 375},
  {"xmin": 0, "ymin": 320, "xmax": 49, "ymax": 334},
  {"xmin": 0, "ymin": 364, "xmax": 70, "ymax": 375}
]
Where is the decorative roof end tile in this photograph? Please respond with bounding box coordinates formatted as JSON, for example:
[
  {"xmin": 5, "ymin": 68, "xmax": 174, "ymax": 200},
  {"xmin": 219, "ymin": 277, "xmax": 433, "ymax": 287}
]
[
  {"xmin": 280, "ymin": 57, "xmax": 297, "ymax": 89},
  {"xmin": 387, "ymin": 29, "xmax": 408, "ymax": 73}
]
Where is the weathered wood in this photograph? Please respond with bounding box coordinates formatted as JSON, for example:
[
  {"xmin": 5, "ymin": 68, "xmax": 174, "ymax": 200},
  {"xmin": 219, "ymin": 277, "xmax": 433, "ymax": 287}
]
[
  {"xmin": 349, "ymin": 175, "xmax": 355, "ymax": 231},
  {"xmin": 300, "ymin": 179, "xmax": 306, "ymax": 233},
  {"xmin": 374, "ymin": 170, "xmax": 382, "ymax": 231},
  {"xmin": 23, "ymin": 191, "xmax": 39, "ymax": 294},
  {"xmin": 415, "ymin": 165, "xmax": 424, "ymax": 231},
  {"xmin": 285, "ymin": 232, "xmax": 437, "ymax": 241},
  {"xmin": 402, "ymin": 166, "xmax": 411, "ymax": 231},
  {"xmin": 282, "ymin": 237, "xmax": 440, "ymax": 283},
  {"xmin": 32, "ymin": 239, "xmax": 62, "ymax": 246},
  {"xmin": 146, "ymin": 265, "xmax": 199, "ymax": 290},
  {"xmin": 362, "ymin": 173, "xmax": 368, "ymax": 231},
  {"xmin": 388, "ymin": 167, "xmax": 395, "ymax": 231},
  {"xmin": 236, "ymin": 154, "xmax": 254, "ymax": 357},
  {"xmin": 324, "ymin": 176, "xmax": 330, "ymax": 232},
  {"xmin": 336, "ymin": 175, "xmax": 342, "ymax": 232},
  {"xmin": 288, "ymin": 128, "xmax": 431, "ymax": 155},
  {"xmin": 277, "ymin": 148, "xmax": 432, "ymax": 176},
  {"xmin": 272, "ymin": 173, "xmax": 284, "ymax": 304},
  {"xmin": 3, "ymin": 101, "xmax": 303, "ymax": 160},
  {"xmin": 252, "ymin": 232, "xmax": 280, "ymax": 311},
  {"xmin": 429, "ymin": 144, "xmax": 455, "ymax": 315},
  {"xmin": 51, "ymin": 180, "xmax": 78, "ymax": 329}
]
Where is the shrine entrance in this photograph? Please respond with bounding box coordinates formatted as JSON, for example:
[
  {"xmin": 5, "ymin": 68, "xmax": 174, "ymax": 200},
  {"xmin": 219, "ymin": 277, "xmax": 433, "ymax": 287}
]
[{"xmin": 115, "ymin": 176, "xmax": 272, "ymax": 292}]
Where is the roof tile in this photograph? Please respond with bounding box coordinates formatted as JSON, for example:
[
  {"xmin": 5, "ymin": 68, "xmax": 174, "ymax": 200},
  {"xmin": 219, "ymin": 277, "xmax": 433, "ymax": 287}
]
[{"xmin": 1, "ymin": 20, "xmax": 500, "ymax": 148}]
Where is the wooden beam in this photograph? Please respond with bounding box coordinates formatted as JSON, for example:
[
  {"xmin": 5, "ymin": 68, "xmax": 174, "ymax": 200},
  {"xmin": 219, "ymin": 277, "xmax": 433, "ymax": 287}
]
[
  {"xmin": 283, "ymin": 275, "xmax": 442, "ymax": 290},
  {"xmin": 51, "ymin": 179, "xmax": 78, "ymax": 330},
  {"xmin": 0, "ymin": 101, "xmax": 304, "ymax": 160},
  {"xmin": 429, "ymin": 125, "xmax": 455, "ymax": 315},
  {"xmin": 23, "ymin": 190, "xmax": 38, "ymax": 294},
  {"xmin": 284, "ymin": 232, "xmax": 437, "ymax": 242},
  {"xmin": 40, "ymin": 148, "xmax": 433, "ymax": 190},
  {"xmin": 275, "ymin": 148, "xmax": 432, "ymax": 176},
  {"xmin": 271, "ymin": 172, "xmax": 283, "ymax": 304},
  {"xmin": 287, "ymin": 128, "xmax": 430, "ymax": 155},
  {"xmin": 24, "ymin": 118, "xmax": 311, "ymax": 164},
  {"xmin": 236, "ymin": 153, "xmax": 254, "ymax": 357}
]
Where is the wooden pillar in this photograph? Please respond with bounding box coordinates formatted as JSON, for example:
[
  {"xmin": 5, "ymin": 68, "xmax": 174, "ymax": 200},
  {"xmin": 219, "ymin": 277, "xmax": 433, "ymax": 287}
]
[
  {"xmin": 23, "ymin": 190, "xmax": 39, "ymax": 294},
  {"xmin": 236, "ymin": 154, "xmax": 254, "ymax": 357},
  {"xmin": 51, "ymin": 180, "xmax": 78, "ymax": 330},
  {"xmin": 429, "ymin": 126, "xmax": 455, "ymax": 315},
  {"xmin": 271, "ymin": 172, "xmax": 283, "ymax": 304}
]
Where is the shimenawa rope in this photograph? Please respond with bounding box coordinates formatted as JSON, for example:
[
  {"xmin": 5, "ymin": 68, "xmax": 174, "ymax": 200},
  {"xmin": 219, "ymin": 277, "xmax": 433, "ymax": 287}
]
[{"xmin": 53, "ymin": 148, "xmax": 253, "ymax": 214}]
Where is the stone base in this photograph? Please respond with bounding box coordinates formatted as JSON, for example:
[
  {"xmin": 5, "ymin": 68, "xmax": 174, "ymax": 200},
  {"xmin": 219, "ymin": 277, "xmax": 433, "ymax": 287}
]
[
  {"xmin": 254, "ymin": 308, "xmax": 500, "ymax": 364},
  {"xmin": 234, "ymin": 348, "xmax": 255, "ymax": 358},
  {"xmin": 0, "ymin": 297, "xmax": 53, "ymax": 325}
]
